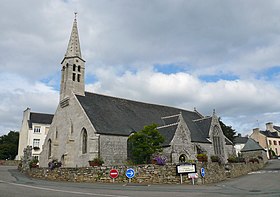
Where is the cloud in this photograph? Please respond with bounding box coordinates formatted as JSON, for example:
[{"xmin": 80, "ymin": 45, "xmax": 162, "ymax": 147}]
[{"xmin": 0, "ymin": 73, "xmax": 58, "ymax": 135}]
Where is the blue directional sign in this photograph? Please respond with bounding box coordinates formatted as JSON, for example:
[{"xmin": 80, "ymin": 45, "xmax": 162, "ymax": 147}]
[
  {"xmin": 126, "ymin": 168, "xmax": 135, "ymax": 179},
  {"xmin": 201, "ymin": 167, "xmax": 205, "ymax": 177}
]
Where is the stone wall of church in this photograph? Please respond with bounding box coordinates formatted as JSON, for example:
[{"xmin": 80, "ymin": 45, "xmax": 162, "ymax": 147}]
[{"xmin": 100, "ymin": 135, "xmax": 128, "ymax": 165}]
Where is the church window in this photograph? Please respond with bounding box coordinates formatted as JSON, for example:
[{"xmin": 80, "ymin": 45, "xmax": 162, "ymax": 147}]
[
  {"xmin": 77, "ymin": 74, "xmax": 80, "ymax": 82},
  {"xmin": 34, "ymin": 126, "xmax": 41, "ymax": 133},
  {"xmin": 48, "ymin": 139, "xmax": 52, "ymax": 158},
  {"xmin": 73, "ymin": 64, "xmax": 76, "ymax": 71},
  {"xmin": 33, "ymin": 139, "xmax": 40, "ymax": 148},
  {"xmin": 213, "ymin": 126, "xmax": 222, "ymax": 155},
  {"xmin": 55, "ymin": 128, "xmax": 58, "ymax": 139},
  {"xmin": 72, "ymin": 73, "xmax": 76, "ymax": 81},
  {"xmin": 78, "ymin": 65, "xmax": 81, "ymax": 72},
  {"xmin": 82, "ymin": 128, "xmax": 87, "ymax": 154}
]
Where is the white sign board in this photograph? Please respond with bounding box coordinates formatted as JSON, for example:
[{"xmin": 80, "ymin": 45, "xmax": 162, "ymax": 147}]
[{"xmin": 176, "ymin": 163, "xmax": 196, "ymax": 174}]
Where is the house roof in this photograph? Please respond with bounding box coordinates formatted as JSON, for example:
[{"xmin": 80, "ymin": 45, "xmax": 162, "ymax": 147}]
[
  {"xmin": 76, "ymin": 92, "xmax": 211, "ymax": 143},
  {"xmin": 273, "ymin": 126, "xmax": 280, "ymax": 132},
  {"xmin": 233, "ymin": 136, "xmax": 249, "ymax": 145},
  {"xmin": 241, "ymin": 138, "xmax": 265, "ymax": 152},
  {"xmin": 260, "ymin": 130, "xmax": 280, "ymax": 138},
  {"xmin": 28, "ymin": 112, "xmax": 54, "ymax": 128}
]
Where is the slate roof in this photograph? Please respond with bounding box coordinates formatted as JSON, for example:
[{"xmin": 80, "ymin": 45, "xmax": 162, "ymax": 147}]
[
  {"xmin": 233, "ymin": 136, "xmax": 249, "ymax": 145},
  {"xmin": 157, "ymin": 124, "xmax": 179, "ymax": 147},
  {"xmin": 28, "ymin": 112, "xmax": 54, "ymax": 129},
  {"xmin": 76, "ymin": 92, "xmax": 211, "ymax": 144},
  {"xmin": 273, "ymin": 126, "xmax": 280, "ymax": 132},
  {"xmin": 260, "ymin": 130, "xmax": 280, "ymax": 138},
  {"xmin": 194, "ymin": 117, "xmax": 212, "ymax": 139},
  {"xmin": 241, "ymin": 138, "xmax": 265, "ymax": 152}
]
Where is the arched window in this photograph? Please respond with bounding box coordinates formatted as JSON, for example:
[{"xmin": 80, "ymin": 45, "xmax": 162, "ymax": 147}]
[
  {"xmin": 213, "ymin": 126, "xmax": 222, "ymax": 155},
  {"xmin": 73, "ymin": 64, "xmax": 76, "ymax": 71},
  {"xmin": 77, "ymin": 74, "xmax": 80, "ymax": 82},
  {"xmin": 78, "ymin": 65, "xmax": 81, "ymax": 72},
  {"xmin": 179, "ymin": 154, "xmax": 187, "ymax": 163},
  {"xmin": 82, "ymin": 128, "xmax": 87, "ymax": 154},
  {"xmin": 72, "ymin": 73, "xmax": 76, "ymax": 81},
  {"xmin": 48, "ymin": 139, "xmax": 52, "ymax": 158}
]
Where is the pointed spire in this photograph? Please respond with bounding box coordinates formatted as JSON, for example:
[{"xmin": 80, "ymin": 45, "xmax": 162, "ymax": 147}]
[{"xmin": 65, "ymin": 12, "xmax": 82, "ymax": 58}]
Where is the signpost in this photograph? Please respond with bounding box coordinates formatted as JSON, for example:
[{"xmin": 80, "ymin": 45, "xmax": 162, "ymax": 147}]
[
  {"xmin": 188, "ymin": 173, "xmax": 198, "ymax": 185},
  {"xmin": 176, "ymin": 163, "xmax": 197, "ymax": 184},
  {"xmin": 110, "ymin": 169, "xmax": 119, "ymax": 182},
  {"xmin": 201, "ymin": 167, "xmax": 205, "ymax": 184},
  {"xmin": 126, "ymin": 168, "xmax": 135, "ymax": 183}
]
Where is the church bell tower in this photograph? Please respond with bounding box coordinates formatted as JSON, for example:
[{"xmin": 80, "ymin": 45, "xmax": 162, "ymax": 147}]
[{"xmin": 60, "ymin": 13, "xmax": 85, "ymax": 101}]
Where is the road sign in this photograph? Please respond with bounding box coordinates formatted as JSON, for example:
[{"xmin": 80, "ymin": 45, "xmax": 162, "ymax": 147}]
[
  {"xmin": 176, "ymin": 163, "xmax": 196, "ymax": 174},
  {"xmin": 201, "ymin": 167, "xmax": 205, "ymax": 177},
  {"xmin": 110, "ymin": 169, "xmax": 119, "ymax": 179},
  {"xmin": 126, "ymin": 168, "xmax": 135, "ymax": 179}
]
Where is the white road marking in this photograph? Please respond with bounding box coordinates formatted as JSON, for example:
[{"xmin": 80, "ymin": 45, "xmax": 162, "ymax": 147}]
[{"xmin": 0, "ymin": 180, "xmax": 129, "ymax": 197}]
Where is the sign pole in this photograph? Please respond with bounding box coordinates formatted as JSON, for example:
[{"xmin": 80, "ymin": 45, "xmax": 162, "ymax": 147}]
[
  {"xmin": 180, "ymin": 174, "xmax": 183, "ymax": 184},
  {"xmin": 129, "ymin": 178, "xmax": 131, "ymax": 183},
  {"xmin": 192, "ymin": 177, "xmax": 194, "ymax": 185},
  {"xmin": 113, "ymin": 178, "xmax": 115, "ymax": 183}
]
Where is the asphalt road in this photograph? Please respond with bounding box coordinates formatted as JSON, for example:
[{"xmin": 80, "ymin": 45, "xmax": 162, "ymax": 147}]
[{"xmin": 0, "ymin": 160, "xmax": 280, "ymax": 197}]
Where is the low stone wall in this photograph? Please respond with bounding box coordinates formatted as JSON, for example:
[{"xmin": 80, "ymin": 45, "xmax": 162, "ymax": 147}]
[
  {"xmin": 0, "ymin": 160, "xmax": 20, "ymax": 166},
  {"xmin": 27, "ymin": 161, "xmax": 265, "ymax": 185}
]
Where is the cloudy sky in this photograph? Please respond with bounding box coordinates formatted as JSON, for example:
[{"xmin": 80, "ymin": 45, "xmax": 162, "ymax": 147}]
[{"xmin": 1, "ymin": 0, "xmax": 280, "ymax": 136}]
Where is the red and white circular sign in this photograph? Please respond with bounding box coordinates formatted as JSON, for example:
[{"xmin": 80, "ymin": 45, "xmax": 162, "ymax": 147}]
[{"xmin": 109, "ymin": 169, "xmax": 119, "ymax": 179}]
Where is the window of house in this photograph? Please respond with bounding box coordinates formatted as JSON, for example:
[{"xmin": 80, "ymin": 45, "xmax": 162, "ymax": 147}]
[
  {"xmin": 269, "ymin": 140, "xmax": 272, "ymax": 145},
  {"xmin": 278, "ymin": 141, "xmax": 280, "ymax": 146},
  {"xmin": 34, "ymin": 155, "xmax": 39, "ymax": 160},
  {"xmin": 34, "ymin": 126, "xmax": 41, "ymax": 133},
  {"xmin": 82, "ymin": 128, "xmax": 87, "ymax": 154},
  {"xmin": 274, "ymin": 140, "xmax": 277, "ymax": 145},
  {"xmin": 73, "ymin": 64, "xmax": 76, "ymax": 71},
  {"xmin": 33, "ymin": 139, "xmax": 40, "ymax": 148},
  {"xmin": 78, "ymin": 65, "xmax": 81, "ymax": 72}
]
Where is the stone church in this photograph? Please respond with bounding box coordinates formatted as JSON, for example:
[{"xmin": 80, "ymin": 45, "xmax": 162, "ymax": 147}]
[{"xmin": 40, "ymin": 17, "xmax": 234, "ymax": 167}]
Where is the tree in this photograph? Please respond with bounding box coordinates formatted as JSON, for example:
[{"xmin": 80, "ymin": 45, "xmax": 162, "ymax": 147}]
[
  {"xmin": 128, "ymin": 124, "xmax": 164, "ymax": 164},
  {"xmin": 0, "ymin": 131, "xmax": 19, "ymax": 160},
  {"xmin": 219, "ymin": 118, "xmax": 236, "ymax": 142}
]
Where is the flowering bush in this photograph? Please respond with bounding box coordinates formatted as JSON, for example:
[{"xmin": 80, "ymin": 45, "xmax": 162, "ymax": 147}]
[
  {"xmin": 48, "ymin": 159, "xmax": 62, "ymax": 170},
  {"xmin": 153, "ymin": 155, "xmax": 167, "ymax": 165}
]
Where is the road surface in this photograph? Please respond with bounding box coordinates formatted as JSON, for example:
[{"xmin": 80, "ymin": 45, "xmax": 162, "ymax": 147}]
[{"xmin": 0, "ymin": 160, "xmax": 279, "ymax": 197}]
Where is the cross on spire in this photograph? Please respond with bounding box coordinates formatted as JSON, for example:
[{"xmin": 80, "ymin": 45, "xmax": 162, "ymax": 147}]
[{"xmin": 74, "ymin": 12, "xmax": 78, "ymax": 21}]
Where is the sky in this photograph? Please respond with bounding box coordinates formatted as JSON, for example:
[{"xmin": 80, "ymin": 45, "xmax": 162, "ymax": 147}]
[{"xmin": 1, "ymin": 0, "xmax": 280, "ymax": 136}]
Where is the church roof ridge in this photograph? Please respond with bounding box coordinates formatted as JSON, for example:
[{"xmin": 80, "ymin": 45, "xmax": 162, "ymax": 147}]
[{"xmin": 83, "ymin": 91, "xmax": 196, "ymax": 114}]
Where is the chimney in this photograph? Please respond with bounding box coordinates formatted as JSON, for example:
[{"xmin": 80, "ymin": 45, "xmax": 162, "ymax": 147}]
[
  {"xmin": 266, "ymin": 122, "xmax": 274, "ymax": 131},
  {"xmin": 253, "ymin": 128, "xmax": 260, "ymax": 133}
]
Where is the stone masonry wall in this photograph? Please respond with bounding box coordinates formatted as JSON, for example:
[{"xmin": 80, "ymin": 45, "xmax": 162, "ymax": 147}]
[{"xmin": 27, "ymin": 161, "xmax": 265, "ymax": 185}]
